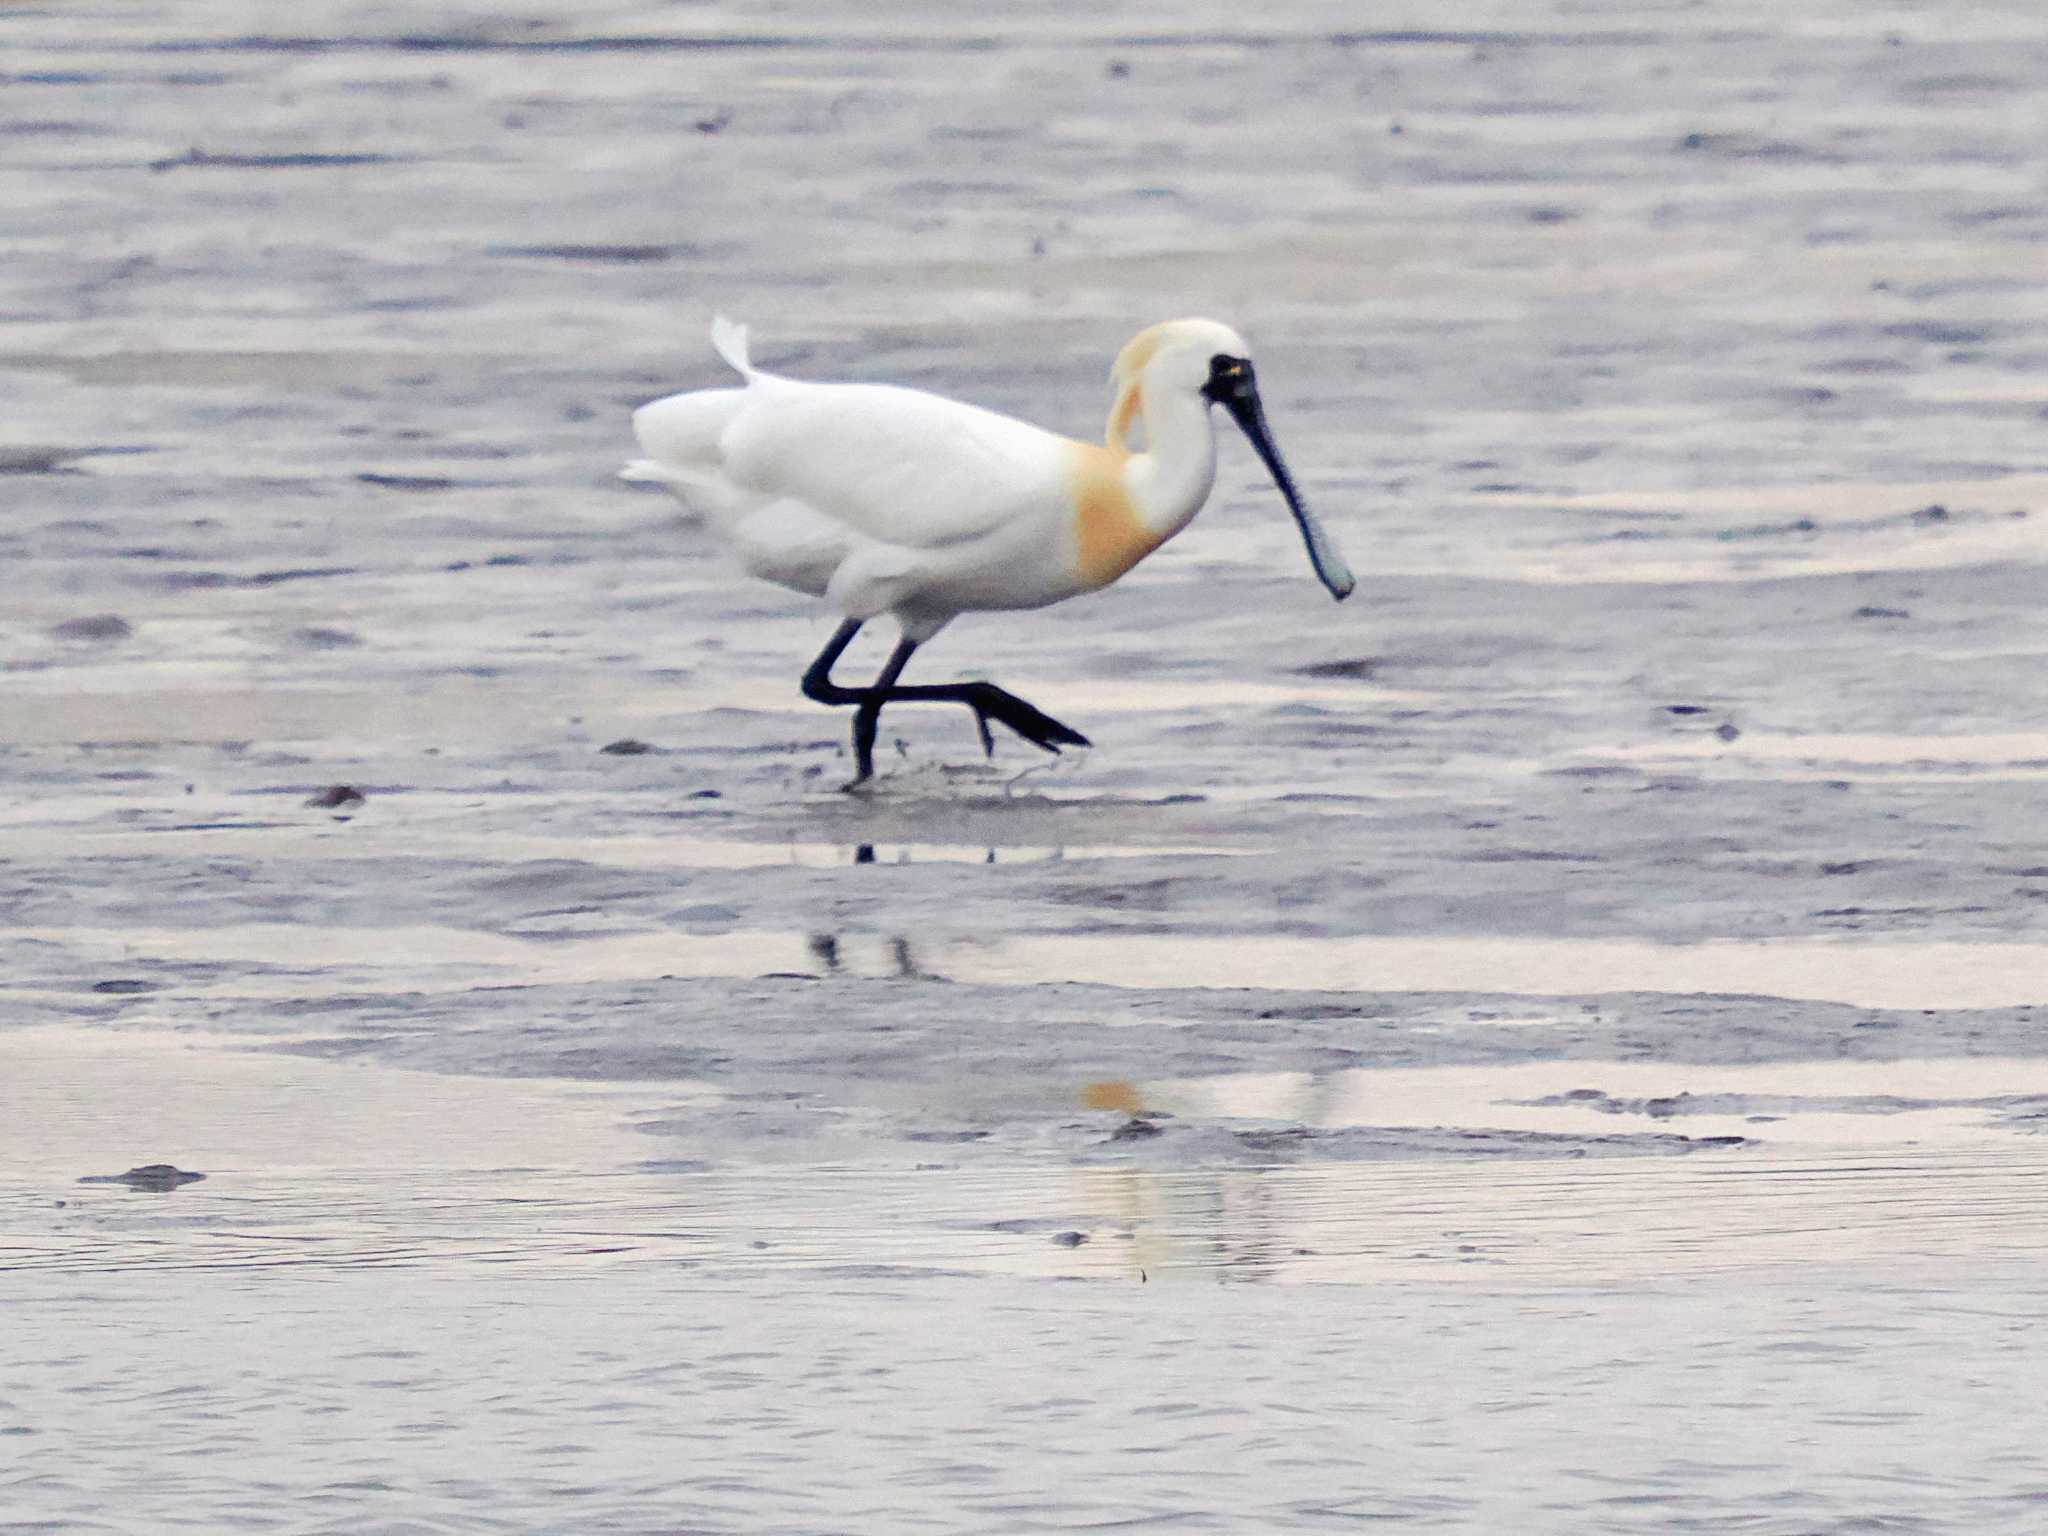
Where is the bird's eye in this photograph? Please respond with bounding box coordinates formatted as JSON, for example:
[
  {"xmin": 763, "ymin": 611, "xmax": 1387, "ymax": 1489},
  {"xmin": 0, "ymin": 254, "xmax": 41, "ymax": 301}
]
[{"xmin": 1208, "ymin": 354, "xmax": 1247, "ymax": 380}]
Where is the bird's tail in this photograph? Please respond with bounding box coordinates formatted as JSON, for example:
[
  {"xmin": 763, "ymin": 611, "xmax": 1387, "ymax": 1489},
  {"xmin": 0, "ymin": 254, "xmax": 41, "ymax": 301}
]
[{"xmin": 710, "ymin": 314, "xmax": 752, "ymax": 377}]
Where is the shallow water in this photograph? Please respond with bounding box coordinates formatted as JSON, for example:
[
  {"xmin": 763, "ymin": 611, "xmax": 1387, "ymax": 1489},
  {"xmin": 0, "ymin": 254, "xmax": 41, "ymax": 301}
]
[
  {"xmin": 5, "ymin": 0, "xmax": 2048, "ymax": 1530},
  {"xmin": 13, "ymin": 1263, "xmax": 2048, "ymax": 1535},
  {"xmin": 14, "ymin": 920, "xmax": 2048, "ymax": 1007},
  {"xmin": 9, "ymin": 1034, "xmax": 2045, "ymax": 1282}
]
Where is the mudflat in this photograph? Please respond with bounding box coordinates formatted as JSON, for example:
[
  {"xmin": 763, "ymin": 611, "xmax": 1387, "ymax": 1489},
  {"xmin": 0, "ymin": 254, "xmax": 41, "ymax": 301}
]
[{"xmin": 4, "ymin": 3, "xmax": 2047, "ymax": 1531}]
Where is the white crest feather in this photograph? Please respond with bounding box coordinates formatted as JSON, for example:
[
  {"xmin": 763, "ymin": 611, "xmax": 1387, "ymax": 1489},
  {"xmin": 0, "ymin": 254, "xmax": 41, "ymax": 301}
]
[{"xmin": 710, "ymin": 314, "xmax": 752, "ymax": 377}]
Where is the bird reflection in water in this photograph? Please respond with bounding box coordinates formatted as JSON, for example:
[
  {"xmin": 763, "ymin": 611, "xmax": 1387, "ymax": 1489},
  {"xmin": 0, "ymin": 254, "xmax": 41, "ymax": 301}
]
[
  {"xmin": 804, "ymin": 930, "xmax": 926, "ymax": 979},
  {"xmin": 845, "ymin": 843, "xmax": 1002, "ymax": 866}
]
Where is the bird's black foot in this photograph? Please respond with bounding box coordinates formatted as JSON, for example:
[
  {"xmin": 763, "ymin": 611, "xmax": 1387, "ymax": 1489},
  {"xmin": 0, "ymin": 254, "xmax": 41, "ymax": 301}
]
[
  {"xmin": 801, "ymin": 618, "xmax": 1090, "ymax": 786},
  {"xmin": 958, "ymin": 682, "xmax": 1091, "ymax": 760}
]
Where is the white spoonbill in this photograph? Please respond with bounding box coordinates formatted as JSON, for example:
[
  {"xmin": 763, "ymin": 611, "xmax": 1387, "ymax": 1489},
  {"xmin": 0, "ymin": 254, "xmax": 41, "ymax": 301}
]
[{"xmin": 623, "ymin": 316, "xmax": 1354, "ymax": 783}]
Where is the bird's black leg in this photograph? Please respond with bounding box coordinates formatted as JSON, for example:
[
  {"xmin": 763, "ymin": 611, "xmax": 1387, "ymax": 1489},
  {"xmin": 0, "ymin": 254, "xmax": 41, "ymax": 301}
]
[
  {"xmin": 799, "ymin": 618, "xmax": 868, "ymax": 707},
  {"xmin": 801, "ymin": 619, "xmax": 881, "ymax": 780},
  {"xmin": 799, "ymin": 617, "xmax": 1091, "ymax": 782},
  {"xmin": 851, "ymin": 635, "xmax": 918, "ymax": 783}
]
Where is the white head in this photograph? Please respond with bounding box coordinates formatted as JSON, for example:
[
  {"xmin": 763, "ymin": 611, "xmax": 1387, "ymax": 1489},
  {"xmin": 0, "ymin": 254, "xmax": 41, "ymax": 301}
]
[
  {"xmin": 1107, "ymin": 317, "xmax": 1355, "ymax": 602},
  {"xmin": 1110, "ymin": 317, "xmax": 1253, "ymax": 404}
]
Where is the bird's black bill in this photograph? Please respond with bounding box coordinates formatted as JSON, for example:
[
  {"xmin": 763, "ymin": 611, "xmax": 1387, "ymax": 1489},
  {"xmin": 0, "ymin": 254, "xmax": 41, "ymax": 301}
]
[{"xmin": 1206, "ymin": 359, "xmax": 1355, "ymax": 601}]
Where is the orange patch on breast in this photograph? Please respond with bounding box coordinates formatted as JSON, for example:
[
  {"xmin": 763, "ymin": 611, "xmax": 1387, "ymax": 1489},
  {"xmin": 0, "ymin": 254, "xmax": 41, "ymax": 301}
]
[{"xmin": 1070, "ymin": 444, "xmax": 1160, "ymax": 590}]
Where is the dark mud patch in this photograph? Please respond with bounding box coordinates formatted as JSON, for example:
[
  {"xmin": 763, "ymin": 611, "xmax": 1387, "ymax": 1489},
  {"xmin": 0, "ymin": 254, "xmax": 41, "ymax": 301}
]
[
  {"xmin": 985, "ymin": 1216, "xmax": 1109, "ymax": 1237},
  {"xmin": 304, "ymin": 784, "xmax": 366, "ymax": 810},
  {"xmin": 154, "ymin": 567, "xmax": 356, "ymax": 590},
  {"xmin": 489, "ymin": 244, "xmax": 699, "ymax": 264},
  {"xmin": 291, "ymin": 626, "xmax": 362, "ymax": 650},
  {"xmin": 49, "ymin": 614, "xmax": 132, "ymax": 642},
  {"xmin": 1108, "ymin": 1117, "xmax": 1165, "ymax": 1142},
  {"xmin": 1517, "ymin": 1087, "xmax": 2048, "ymax": 1122},
  {"xmin": 1, "ymin": 446, "xmax": 85, "ymax": 474},
  {"xmin": 1675, "ymin": 131, "xmax": 1841, "ymax": 163},
  {"xmin": 1091, "ymin": 1122, "xmax": 1748, "ymax": 1164},
  {"xmin": 77, "ymin": 1164, "xmax": 206, "ymax": 1192},
  {"xmin": 1292, "ymin": 656, "xmax": 1380, "ymax": 680},
  {"xmin": 149, "ymin": 147, "xmax": 401, "ymax": 172},
  {"xmin": 356, "ymin": 471, "xmax": 458, "ymax": 491}
]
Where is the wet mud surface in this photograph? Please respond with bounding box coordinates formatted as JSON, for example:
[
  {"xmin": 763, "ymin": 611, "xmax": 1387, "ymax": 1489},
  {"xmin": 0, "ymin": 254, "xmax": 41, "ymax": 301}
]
[{"xmin": 4, "ymin": 1, "xmax": 2048, "ymax": 1530}]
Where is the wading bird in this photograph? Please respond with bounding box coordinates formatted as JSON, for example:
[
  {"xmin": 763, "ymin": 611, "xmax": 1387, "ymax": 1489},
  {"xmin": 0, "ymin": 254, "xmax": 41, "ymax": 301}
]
[{"xmin": 623, "ymin": 317, "xmax": 1353, "ymax": 784}]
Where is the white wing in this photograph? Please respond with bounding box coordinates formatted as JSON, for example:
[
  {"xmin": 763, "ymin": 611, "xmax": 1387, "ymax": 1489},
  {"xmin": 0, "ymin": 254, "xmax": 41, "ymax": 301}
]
[
  {"xmin": 626, "ymin": 323, "xmax": 1087, "ymax": 618},
  {"xmin": 716, "ymin": 378, "xmax": 1073, "ymax": 551}
]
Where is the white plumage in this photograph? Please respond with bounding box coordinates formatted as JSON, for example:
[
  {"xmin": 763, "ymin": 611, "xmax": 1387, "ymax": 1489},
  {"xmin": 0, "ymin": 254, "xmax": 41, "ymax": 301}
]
[
  {"xmin": 629, "ymin": 318, "xmax": 1122, "ymax": 637},
  {"xmin": 623, "ymin": 316, "xmax": 1352, "ymax": 782}
]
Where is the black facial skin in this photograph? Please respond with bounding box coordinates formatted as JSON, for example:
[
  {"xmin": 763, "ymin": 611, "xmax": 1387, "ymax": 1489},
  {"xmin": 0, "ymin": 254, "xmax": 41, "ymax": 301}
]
[{"xmin": 1201, "ymin": 353, "xmax": 1255, "ymax": 404}]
